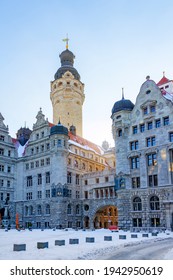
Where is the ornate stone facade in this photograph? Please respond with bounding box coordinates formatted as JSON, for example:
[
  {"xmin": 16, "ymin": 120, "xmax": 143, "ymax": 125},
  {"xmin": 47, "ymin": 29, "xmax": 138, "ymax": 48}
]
[{"xmin": 111, "ymin": 75, "xmax": 173, "ymax": 231}]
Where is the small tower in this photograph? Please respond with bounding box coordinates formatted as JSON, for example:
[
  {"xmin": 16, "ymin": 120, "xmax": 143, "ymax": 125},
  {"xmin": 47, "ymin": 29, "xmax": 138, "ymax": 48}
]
[{"xmin": 50, "ymin": 42, "xmax": 85, "ymax": 137}]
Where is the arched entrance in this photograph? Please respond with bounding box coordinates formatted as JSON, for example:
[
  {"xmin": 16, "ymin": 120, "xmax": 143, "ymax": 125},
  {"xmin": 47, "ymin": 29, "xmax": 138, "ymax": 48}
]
[{"xmin": 93, "ymin": 205, "xmax": 118, "ymax": 229}]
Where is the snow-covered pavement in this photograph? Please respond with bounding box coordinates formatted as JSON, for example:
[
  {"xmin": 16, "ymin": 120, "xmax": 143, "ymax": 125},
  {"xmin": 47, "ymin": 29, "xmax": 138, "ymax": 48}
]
[{"xmin": 0, "ymin": 228, "xmax": 173, "ymax": 260}]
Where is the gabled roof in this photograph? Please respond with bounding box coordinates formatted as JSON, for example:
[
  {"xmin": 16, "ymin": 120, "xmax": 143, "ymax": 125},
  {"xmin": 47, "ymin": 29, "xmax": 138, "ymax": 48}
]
[{"xmin": 157, "ymin": 76, "xmax": 172, "ymax": 86}]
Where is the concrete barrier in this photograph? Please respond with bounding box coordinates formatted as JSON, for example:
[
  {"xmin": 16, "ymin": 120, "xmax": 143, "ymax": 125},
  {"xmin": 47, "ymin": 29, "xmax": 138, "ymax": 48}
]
[
  {"xmin": 104, "ymin": 236, "xmax": 112, "ymax": 241},
  {"xmin": 69, "ymin": 239, "xmax": 79, "ymax": 244},
  {"xmin": 37, "ymin": 242, "xmax": 48, "ymax": 249},
  {"xmin": 86, "ymin": 237, "xmax": 95, "ymax": 243},
  {"xmin": 119, "ymin": 235, "xmax": 126, "ymax": 239},
  {"xmin": 55, "ymin": 240, "xmax": 65, "ymax": 246},
  {"xmin": 142, "ymin": 233, "xmax": 149, "ymax": 237},
  {"xmin": 13, "ymin": 244, "xmax": 26, "ymax": 251},
  {"xmin": 131, "ymin": 234, "xmax": 138, "ymax": 238}
]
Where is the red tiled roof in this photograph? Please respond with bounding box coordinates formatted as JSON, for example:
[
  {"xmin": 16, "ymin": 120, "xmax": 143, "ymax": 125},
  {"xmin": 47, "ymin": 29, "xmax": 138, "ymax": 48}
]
[
  {"xmin": 48, "ymin": 122, "xmax": 54, "ymax": 127},
  {"xmin": 48, "ymin": 122, "xmax": 102, "ymax": 154},
  {"xmin": 68, "ymin": 131, "xmax": 102, "ymax": 154},
  {"xmin": 157, "ymin": 76, "xmax": 171, "ymax": 86}
]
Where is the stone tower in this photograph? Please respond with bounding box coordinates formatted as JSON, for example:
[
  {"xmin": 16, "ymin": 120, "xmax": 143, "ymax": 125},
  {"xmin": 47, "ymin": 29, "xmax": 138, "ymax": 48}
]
[{"xmin": 50, "ymin": 46, "xmax": 85, "ymax": 137}]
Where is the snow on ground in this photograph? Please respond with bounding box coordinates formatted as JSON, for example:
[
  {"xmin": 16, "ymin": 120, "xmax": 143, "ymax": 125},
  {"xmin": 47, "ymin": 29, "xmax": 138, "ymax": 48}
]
[{"xmin": 0, "ymin": 228, "xmax": 173, "ymax": 260}]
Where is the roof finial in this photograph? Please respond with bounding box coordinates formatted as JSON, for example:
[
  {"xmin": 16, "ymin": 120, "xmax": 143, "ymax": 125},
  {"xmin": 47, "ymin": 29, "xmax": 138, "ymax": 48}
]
[
  {"xmin": 122, "ymin": 87, "xmax": 124, "ymax": 100},
  {"xmin": 62, "ymin": 34, "xmax": 69, "ymax": 49},
  {"xmin": 163, "ymin": 71, "xmax": 165, "ymax": 77}
]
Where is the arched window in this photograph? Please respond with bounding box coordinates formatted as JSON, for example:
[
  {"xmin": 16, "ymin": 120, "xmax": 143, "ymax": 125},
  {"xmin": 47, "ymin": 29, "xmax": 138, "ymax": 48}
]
[
  {"xmin": 133, "ymin": 197, "xmax": 142, "ymax": 211},
  {"xmin": 117, "ymin": 129, "xmax": 122, "ymax": 137},
  {"xmin": 37, "ymin": 205, "xmax": 42, "ymax": 215},
  {"xmin": 67, "ymin": 204, "xmax": 72, "ymax": 215},
  {"xmin": 46, "ymin": 204, "xmax": 50, "ymax": 215},
  {"xmin": 150, "ymin": 196, "xmax": 160, "ymax": 210},
  {"xmin": 29, "ymin": 205, "xmax": 33, "ymax": 215}
]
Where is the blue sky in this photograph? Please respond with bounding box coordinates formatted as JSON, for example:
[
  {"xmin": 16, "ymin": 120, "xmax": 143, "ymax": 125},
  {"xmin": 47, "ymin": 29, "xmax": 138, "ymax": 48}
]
[{"xmin": 0, "ymin": 0, "xmax": 173, "ymax": 146}]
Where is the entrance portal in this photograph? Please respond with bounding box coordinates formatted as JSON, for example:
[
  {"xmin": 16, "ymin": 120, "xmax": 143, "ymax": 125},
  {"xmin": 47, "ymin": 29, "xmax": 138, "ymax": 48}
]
[{"xmin": 93, "ymin": 206, "xmax": 118, "ymax": 229}]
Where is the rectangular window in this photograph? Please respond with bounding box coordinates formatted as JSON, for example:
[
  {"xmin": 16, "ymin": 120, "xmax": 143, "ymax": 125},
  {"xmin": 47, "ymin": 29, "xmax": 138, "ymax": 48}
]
[
  {"xmin": 155, "ymin": 119, "xmax": 161, "ymax": 128},
  {"xmin": 37, "ymin": 174, "xmax": 42, "ymax": 185},
  {"xmin": 37, "ymin": 190, "xmax": 42, "ymax": 199},
  {"xmin": 0, "ymin": 135, "xmax": 5, "ymax": 141},
  {"xmin": 35, "ymin": 160, "xmax": 39, "ymax": 167},
  {"xmin": 140, "ymin": 124, "xmax": 145, "ymax": 132},
  {"xmin": 131, "ymin": 157, "xmax": 140, "ymax": 169},
  {"xmin": 147, "ymin": 153, "xmax": 157, "ymax": 166},
  {"xmin": 7, "ymin": 166, "xmax": 11, "ymax": 173},
  {"xmin": 0, "ymin": 148, "xmax": 4, "ymax": 155},
  {"xmin": 0, "ymin": 179, "xmax": 4, "ymax": 187},
  {"xmin": 150, "ymin": 105, "xmax": 156, "ymax": 113},
  {"xmin": 8, "ymin": 150, "xmax": 11, "ymax": 157},
  {"xmin": 0, "ymin": 192, "xmax": 3, "ymax": 201},
  {"xmin": 67, "ymin": 172, "xmax": 72, "ymax": 184},
  {"xmin": 76, "ymin": 174, "xmax": 80, "ymax": 185},
  {"xmin": 133, "ymin": 126, "xmax": 138, "ymax": 134},
  {"xmin": 84, "ymin": 180, "xmax": 88, "ymax": 185},
  {"xmin": 57, "ymin": 139, "xmax": 61, "ymax": 146},
  {"xmin": 46, "ymin": 158, "xmax": 50, "ymax": 165},
  {"xmin": 7, "ymin": 180, "xmax": 10, "ymax": 187},
  {"xmin": 26, "ymin": 192, "xmax": 32, "ymax": 200},
  {"xmin": 30, "ymin": 162, "xmax": 34, "ymax": 169},
  {"xmin": 147, "ymin": 122, "xmax": 153, "ymax": 130},
  {"xmin": 46, "ymin": 189, "xmax": 50, "ymax": 198},
  {"xmin": 169, "ymin": 132, "xmax": 173, "ymax": 142},
  {"xmin": 0, "ymin": 165, "xmax": 4, "ymax": 172},
  {"xmin": 41, "ymin": 145, "xmax": 44, "ymax": 152},
  {"xmin": 130, "ymin": 141, "xmax": 138, "ymax": 150},
  {"xmin": 46, "ymin": 143, "xmax": 50, "ymax": 150},
  {"xmin": 146, "ymin": 136, "xmax": 155, "ymax": 147},
  {"xmin": 7, "ymin": 193, "xmax": 10, "ymax": 201},
  {"xmin": 27, "ymin": 176, "xmax": 33, "ymax": 187},
  {"xmin": 31, "ymin": 148, "xmax": 34, "ymax": 155},
  {"xmin": 84, "ymin": 191, "xmax": 88, "ymax": 199},
  {"xmin": 143, "ymin": 107, "xmax": 148, "ymax": 115},
  {"xmin": 46, "ymin": 172, "xmax": 50, "ymax": 184},
  {"xmin": 132, "ymin": 177, "xmax": 140, "ymax": 188},
  {"xmin": 163, "ymin": 116, "xmax": 169, "ymax": 126},
  {"xmin": 40, "ymin": 159, "xmax": 44, "ymax": 166},
  {"xmin": 96, "ymin": 178, "xmax": 99, "ymax": 183},
  {"xmin": 105, "ymin": 177, "xmax": 109, "ymax": 182},
  {"xmin": 41, "ymin": 131, "xmax": 44, "ymax": 138},
  {"xmin": 76, "ymin": 190, "xmax": 80, "ymax": 199},
  {"xmin": 26, "ymin": 163, "xmax": 29, "ymax": 170}
]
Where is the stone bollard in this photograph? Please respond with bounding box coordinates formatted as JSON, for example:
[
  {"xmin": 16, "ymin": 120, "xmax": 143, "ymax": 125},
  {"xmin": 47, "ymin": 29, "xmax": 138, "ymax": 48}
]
[
  {"xmin": 119, "ymin": 235, "xmax": 126, "ymax": 239},
  {"xmin": 13, "ymin": 244, "xmax": 26, "ymax": 251},
  {"xmin": 37, "ymin": 242, "xmax": 48, "ymax": 249},
  {"xmin": 69, "ymin": 239, "xmax": 79, "ymax": 244},
  {"xmin": 55, "ymin": 240, "xmax": 65, "ymax": 246},
  {"xmin": 131, "ymin": 234, "xmax": 138, "ymax": 238},
  {"xmin": 104, "ymin": 236, "xmax": 112, "ymax": 241},
  {"xmin": 86, "ymin": 237, "xmax": 95, "ymax": 243},
  {"xmin": 142, "ymin": 233, "xmax": 149, "ymax": 237}
]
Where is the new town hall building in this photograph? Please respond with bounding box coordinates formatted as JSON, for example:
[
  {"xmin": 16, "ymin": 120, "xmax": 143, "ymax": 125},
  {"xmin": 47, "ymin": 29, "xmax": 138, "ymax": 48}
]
[{"xmin": 1, "ymin": 45, "xmax": 173, "ymax": 231}]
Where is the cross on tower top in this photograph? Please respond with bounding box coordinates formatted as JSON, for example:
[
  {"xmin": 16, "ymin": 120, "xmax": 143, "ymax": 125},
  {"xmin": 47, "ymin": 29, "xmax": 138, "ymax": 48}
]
[{"xmin": 62, "ymin": 34, "xmax": 69, "ymax": 49}]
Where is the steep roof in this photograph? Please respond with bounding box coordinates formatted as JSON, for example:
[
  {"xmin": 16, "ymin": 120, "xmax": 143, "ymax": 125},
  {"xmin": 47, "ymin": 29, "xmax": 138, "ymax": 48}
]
[
  {"xmin": 157, "ymin": 76, "xmax": 171, "ymax": 86},
  {"xmin": 68, "ymin": 132, "xmax": 103, "ymax": 155}
]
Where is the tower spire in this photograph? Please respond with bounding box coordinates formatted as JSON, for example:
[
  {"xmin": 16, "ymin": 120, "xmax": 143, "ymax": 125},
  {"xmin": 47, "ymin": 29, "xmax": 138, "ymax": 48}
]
[{"xmin": 62, "ymin": 34, "xmax": 69, "ymax": 49}]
